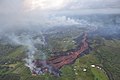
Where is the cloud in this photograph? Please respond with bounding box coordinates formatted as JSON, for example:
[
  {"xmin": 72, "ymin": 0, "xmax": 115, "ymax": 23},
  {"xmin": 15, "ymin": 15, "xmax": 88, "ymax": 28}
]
[
  {"xmin": 66, "ymin": 0, "xmax": 120, "ymax": 9},
  {"xmin": 45, "ymin": 16, "xmax": 80, "ymax": 27},
  {"xmin": 0, "ymin": 0, "xmax": 24, "ymax": 13},
  {"xmin": 0, "ymin": 0, "xmax": 120, "ymax": 34},
  {"xmin": 0, "ymin": 0, "xmax": 120, "ymax": 13},
  {"xmin": 0, "ymin": 8, "xmax": 81, "ymax": 33}
]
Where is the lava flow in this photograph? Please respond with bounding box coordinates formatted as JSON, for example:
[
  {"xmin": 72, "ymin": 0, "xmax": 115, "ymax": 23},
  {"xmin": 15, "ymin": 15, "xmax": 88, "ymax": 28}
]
[{"xmin": 32, "ymin": 32, "xmax": 89, "ymax": 76}]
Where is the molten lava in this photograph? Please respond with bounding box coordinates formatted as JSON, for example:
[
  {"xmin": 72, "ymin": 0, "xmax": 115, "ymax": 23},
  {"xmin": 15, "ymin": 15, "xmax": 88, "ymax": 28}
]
[{"xmin": 32, "ymin": 33, "xmax": 89, "ymax": 76}]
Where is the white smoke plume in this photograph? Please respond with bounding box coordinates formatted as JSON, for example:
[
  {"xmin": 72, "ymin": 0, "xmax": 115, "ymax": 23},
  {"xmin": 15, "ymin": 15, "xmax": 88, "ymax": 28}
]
[{"xmin": 5, "ymin": 31, "xmax": 47, "ymax": 72}]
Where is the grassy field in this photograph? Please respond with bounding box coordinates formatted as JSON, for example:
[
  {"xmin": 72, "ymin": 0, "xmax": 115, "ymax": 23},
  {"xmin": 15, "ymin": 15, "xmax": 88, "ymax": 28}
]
[
  {"xmin": 91, "ymin": 68, "xmax": 108, "ymax": 80},
  {"xmin": 93, "ymin": 39, "xmax": 120, "ymax": 80}
]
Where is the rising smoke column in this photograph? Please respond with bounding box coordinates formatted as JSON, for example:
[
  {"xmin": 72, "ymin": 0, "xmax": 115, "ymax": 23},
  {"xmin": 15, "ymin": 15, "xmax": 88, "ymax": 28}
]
[{"xmin": 6, "ymin": 31, "xmax": 47, "ymax": 73}]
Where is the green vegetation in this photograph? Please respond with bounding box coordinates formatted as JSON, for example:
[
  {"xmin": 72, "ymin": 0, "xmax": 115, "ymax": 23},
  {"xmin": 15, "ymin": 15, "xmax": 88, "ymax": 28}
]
[
  {"xmin": 93, "ymin": 39, "xmax": 120, "ymax": 80},
  {"xmin": 47, "ymin": 38, "xmax": 76, "ymax": 52},
  {"xmin": 1, "ymin": 29, "xmax": 120, "ymax": 80},
  {"xmin": 91, "ymin": 68, "xmax": 108, "ymax": 80}
]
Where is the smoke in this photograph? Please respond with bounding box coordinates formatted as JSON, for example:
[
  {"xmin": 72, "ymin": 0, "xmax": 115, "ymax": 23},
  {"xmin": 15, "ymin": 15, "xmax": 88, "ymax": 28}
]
[
  {"xmin": 0, "ymin": 0, "xmax": 119, "ymax": 35},
  {"xmin": 0, "ymin": 11, "xmax": 100, "ymax": 74},
  {"xmin": 0, "ymin": 0, "xmax": 120, "ymax": 75},
  {"xmin": 0, "ymin": 13, "xmax": 86, "ymax": 33},
  {"xmin": 0, "ymin": 0, "xmax": 120, "ymax": 33},
  {"xmin": 0, "ymin": 2, "xmax": 98, "ymax": 72},
  {"xmin": 5, "ymin": 31, "xmax": 47, "ymax": 72}
]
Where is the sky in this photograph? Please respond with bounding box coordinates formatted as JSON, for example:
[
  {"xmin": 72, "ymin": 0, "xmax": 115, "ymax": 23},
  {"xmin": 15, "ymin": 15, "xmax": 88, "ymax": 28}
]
[
  {"xmin": 0, "ymin": 0, "xmax": 120, "ymax": 12},
  {"xmin": 0, "ymin": 0, "xmax": 120, "ymax": 32},
  {"xmin": 67, "ymin": 0, "xmax": 120, "ymax": 9}
]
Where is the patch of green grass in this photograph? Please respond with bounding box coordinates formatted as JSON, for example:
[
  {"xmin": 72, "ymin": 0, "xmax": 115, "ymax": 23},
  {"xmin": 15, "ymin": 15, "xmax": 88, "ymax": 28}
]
[
  {"xmin": 48, "ymin": 37, "xmax": 76, "ymax": 52},
  {"xmin": 7, "ymin": 47, "xmax": 25, "ymax": 59},
  {"xmin": 92, "ymin": 38, "xmax": 120, "ymax": 80},
  {"xmin": 60, "ymin": 66, "xmax": 76, "ymax": 80},
  {"xmin": 91, "ymin": 68, "xmax": 109, "ymax": 80}
]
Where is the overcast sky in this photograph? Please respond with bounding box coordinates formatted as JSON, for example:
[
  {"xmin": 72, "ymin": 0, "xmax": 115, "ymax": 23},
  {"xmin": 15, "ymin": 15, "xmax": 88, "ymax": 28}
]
[
  {"xmin": 67, "ymin": 0, "xmax": 120, "ymax": 9},
  {"xmin": 0, "ymin": 0, "xmax": 120, "ymax": 32},
  {"xmin": 0, "ymin": 0, "xmax": 120, "ymax": 12}
]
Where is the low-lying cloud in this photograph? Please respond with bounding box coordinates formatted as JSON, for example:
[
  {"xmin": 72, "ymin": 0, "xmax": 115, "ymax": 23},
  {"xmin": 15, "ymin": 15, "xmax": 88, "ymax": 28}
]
[{"xmin": 0, "ymin": 0, "xmax": 120, "ymax": 33}]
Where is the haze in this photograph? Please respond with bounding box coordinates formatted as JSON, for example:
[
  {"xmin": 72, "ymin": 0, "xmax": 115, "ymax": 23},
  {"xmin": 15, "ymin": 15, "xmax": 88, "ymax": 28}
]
[{"xmin": 0, "ymin": 0, "xmax": 120, "ymax": 33}]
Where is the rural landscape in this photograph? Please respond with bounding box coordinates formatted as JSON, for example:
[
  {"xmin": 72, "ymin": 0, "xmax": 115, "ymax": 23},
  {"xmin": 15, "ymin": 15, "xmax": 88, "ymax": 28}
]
[{"xmin": 0, "ymin": 0, "xmax": 120, "ymax": 80}]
